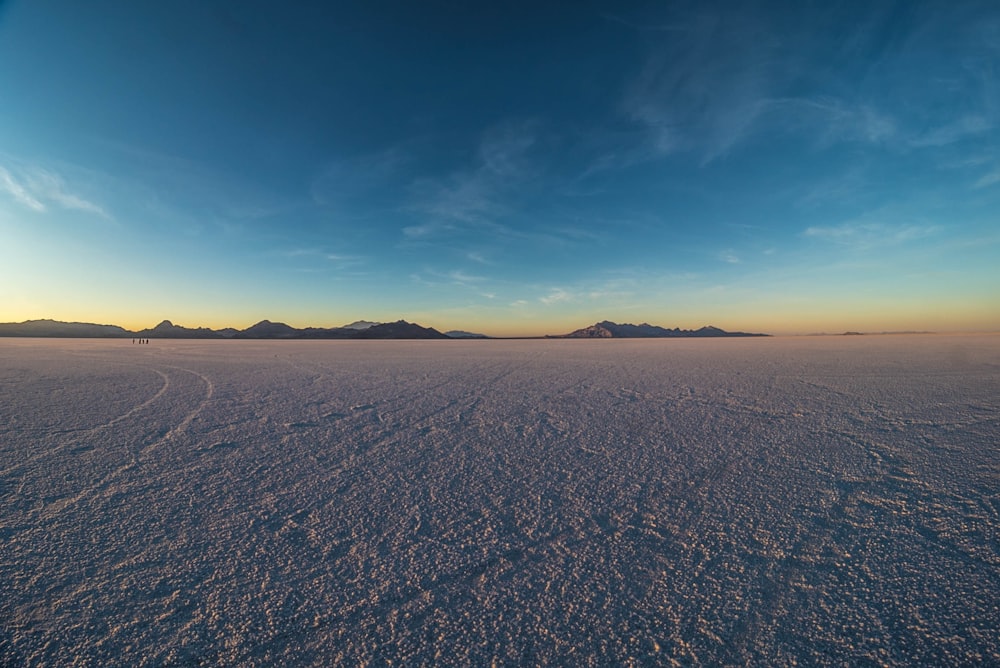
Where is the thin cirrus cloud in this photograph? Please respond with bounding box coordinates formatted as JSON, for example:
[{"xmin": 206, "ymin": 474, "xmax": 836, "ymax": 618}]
[
  {"xmin": 410, "ymin": 268, "xmax": 488, "ymax": 290},
  {"xmin": 0, "ymin": 166, "xmax": 46, "ymax": 212},
  {"xmin": 615, "ymin": 3, "xmax": 994, "ymax": 166},
  {"xmin": 0, "ymin": 163, "xmax": 109, "ymax": 219},
  {"xmin": 908, "ymin": 115, "xmax": 993, "ymax": 149},
  {"xmin": 803, "ymin": 222, "xmax": 940, "ymax": 251},
  {"xmin": 973, "ymin": 170, "xmax": 1000, "ymax": 190},
  {"xmin": 405, "ymin": 122, "xmax": 539, "ymax": 234},
  {"xmin": 618, "ymin": 5, "xmax": 805, "ymax": 164},
  {"xmin": 622, "ymin": 58, "xmax": 898, "ymax": 165},
  {"xmin": 401, "ymin": 120, "xmax": 612, "ymax": 261},
  {"xmin": 283, "ymin": 248, "xmax": 365, "ymax": 267},
  {"xmin": 418, "ymin": 268, "xmax": 487, "ymax": 287},
  {"xmin": 718, "ymin": 250, "xmax": 740, "ymax": 264},
  {"xmin": 539, "ymin": 288, "xmax": 571, "ymax": 306},
  {"xmin": 96, "ymin": 140, "xmax": 299, "ymax": 231},
  {"xmin": 309, "ymin": 147, "xmax": 410, "ymax": 208},
  {"xmin": 26, "ymin": 169, "xmax": 110, "ymax": 220}
]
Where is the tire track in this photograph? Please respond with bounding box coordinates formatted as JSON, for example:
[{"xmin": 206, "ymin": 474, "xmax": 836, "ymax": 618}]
[
  {"xmin": 138, "ymin": 365, "xmax": 215, "ymax": 458},
  {"xmin": 25, "ymin": 365, "xmax": 214, "ymax": 522},
  {"xmin": 0, "ymin": 366, "xmax": 171, "ymax": 478}
]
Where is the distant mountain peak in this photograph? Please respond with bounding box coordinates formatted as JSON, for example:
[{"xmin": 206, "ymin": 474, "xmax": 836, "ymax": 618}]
[
  {"xmin": 342, "ymin": 320, "xmax": 381, "ymax": 330},
  {"xmin": 238, "ymin": 320, "xmax": 299, "ymax": 338}
]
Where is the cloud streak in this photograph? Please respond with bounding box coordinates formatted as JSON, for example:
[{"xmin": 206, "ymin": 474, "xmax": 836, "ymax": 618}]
[
  {"xmin": 619, "ymin": 5, "xmax": 802, "ymax": 164},
  {"xmin": 400, "ymin": 122, "xmax": 610, "ymax": 254},
  {"xmin": 803, "ymin": 222, "xmax": 939, "ymax": 251},
  {"xmin": 0, "ymin": 161, "xmax": 111, "ymax": 220},
  {"xmin": 973, "ymin": 169, "xmax": 1000, "ymax": 190},
  {"xmin": 406, "ymin": 121, "xmax": 538, "ymax": 232},
  {"xmin": 0, "ymin": 167, "xmax": 46, "ymax": 212},
  {"xmin": 310, "ymin": 147, "xmax": 410, "ymax": 208},
  {"xmin": 615, "ymin": 2, "xmax": 996, "ymax": 167},
  {"xmin": 539, "ymin": 288, "xmax": 570, "ymax": 305}
]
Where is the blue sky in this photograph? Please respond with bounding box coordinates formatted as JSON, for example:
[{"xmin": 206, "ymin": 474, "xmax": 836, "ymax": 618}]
[{"xmin": 1, "ymin": 0, "xmax": 997, "ymax": 335}]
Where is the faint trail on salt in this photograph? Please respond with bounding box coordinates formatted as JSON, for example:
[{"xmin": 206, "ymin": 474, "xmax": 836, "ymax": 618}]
[
  {"xmin": 141, "ymin": 365, "xmax": 215, "ymax": 454},
  {"xmin": 33, "ymin": 365, "xmax": 214, "ymax": 521},
  {"xmin": 324, "ymin": 358, "xmax": 535, "ymax": 458},
  {"xmin": 0, "ymin": 366, "xmax": 171, "ymax": 478}
]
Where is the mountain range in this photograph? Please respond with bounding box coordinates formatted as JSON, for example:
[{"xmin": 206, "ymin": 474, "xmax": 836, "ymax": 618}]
[
  {"xmin": 553, "ymin": 321, "xmax": 769, "ymax": 338},
  {"xmin": 0, "ymin": 319, "xmax": 768, "ymax": 339},
  {"xmin": 0, "ymin": 319, "xmax": 450, "ymax": 340}
]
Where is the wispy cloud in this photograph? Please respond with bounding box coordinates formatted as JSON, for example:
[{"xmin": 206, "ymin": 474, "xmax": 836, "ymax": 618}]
[
  {"xmin": 502, "ymin": 270, "xmax": 700, "ymax": 315},
  {"xmin": 25, "ymin": 169, "xmax": 111, "ymax": 218},
  {"xmin": 0, "ymin": 167, "xmax": 46, "ymax": 211},
  {"xmin": 445, "ymin": 269, "xmax": 486, "ymax": 285},
  {"xmin": 466, "ymin": 251, "xmax": 491, "ymax": 264},
  {"xmin": 401, "ymin": 121, "xmax": 613, "ymax": 254},
  {"xmin": 96, "ymin": 139, "xmax": 296, "ymax": 227},
  {"xmin": 410, "ymin": 268, "xmax": 489, "ymax": 289},
  {"xmin": 718, "ymin": 249, "xmax": 740, "ymax": 264},
  {"xmin": 539, "ymin": 287, "xmax": 571, "ymax": 305},
  {"xmin": 478, "ymin": 122, "xmax": 537, "ymax": 178},
  {"xmin": 909, "ymin": 115, "xmax": 992, "ymax": 148},
  {"xmin": 619, "ymin": 6, "xmax": 800, "ymax": 164},
  {"xmin": 783, "ymin": 98, "xmax": 896, "ymax": 147},
  {"xmin": 614, "ymin": 2, "xmax": 996, "ymax": 168},
  {"xmin": 0, "ymin": 163, "xmax": 110, "ymax": 219},
  {"xmin": 310, "ymin": 147, "xmax": 409, "ymax": 207},
  {"xmin": 795, "ymin": 165, "xmax": 873, "ymax": 209},
  {"xmin": 973, "ymin": 169, "xmax": 1000, "ymax": 190},
  {"xmin": 283, "ymin": 248, "xmax": 366, "ymax": 269},
  {"xmin": 803, "ymin": 221, "xmax": 939, "ymax": 251},
  {"xmin": 406, "ymin": 120, "xmax": 538, "ymax": 233},
  {"xmin": 624, "ymin": 68, "xmax": 897, "ymax": 165},
  {"xmin": 412, "ymin": 170, "xmax": 502, "ymax": 224}
]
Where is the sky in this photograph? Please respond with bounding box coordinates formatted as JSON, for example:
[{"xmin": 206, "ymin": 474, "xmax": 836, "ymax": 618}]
[{"xmin": 1, "ymin": 0, "xmax": 998, "ymax": 336}]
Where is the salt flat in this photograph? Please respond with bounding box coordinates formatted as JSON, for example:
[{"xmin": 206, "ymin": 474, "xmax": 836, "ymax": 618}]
[{"xmin": 1, "ymin": 335, "xmax": 998, "ymax": 666}]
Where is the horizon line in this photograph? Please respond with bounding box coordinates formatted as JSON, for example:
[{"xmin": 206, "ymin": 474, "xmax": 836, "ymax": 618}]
[{"xmin": 3, "ymin": 315, "xmax": 997, "ymax": 339}]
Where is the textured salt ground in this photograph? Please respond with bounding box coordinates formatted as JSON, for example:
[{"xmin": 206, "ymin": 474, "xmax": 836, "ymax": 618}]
[{"xmin": 1, "ymin": 336, "xmax": 998, "ymax": 666}]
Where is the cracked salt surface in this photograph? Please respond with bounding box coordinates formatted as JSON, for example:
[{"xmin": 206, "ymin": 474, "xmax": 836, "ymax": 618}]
[{"xmin": 1, "ymin": 335, "xmax": 998, "ymax": 665}]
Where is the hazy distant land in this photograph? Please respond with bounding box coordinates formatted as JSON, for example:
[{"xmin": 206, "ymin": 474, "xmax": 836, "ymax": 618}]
[
  {"xmin": 553, "ymin": 320, "xmax": 769, "ymax": 338},
  {"xmin": 1, "ymin": 335, "xmax": 997, "ymax": 665},
  {"xmin": 0, "ymin": 318, "xmax": 769, "ymax": 339}
]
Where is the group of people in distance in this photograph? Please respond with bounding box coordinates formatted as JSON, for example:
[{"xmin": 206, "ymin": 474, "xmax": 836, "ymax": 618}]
[{"xmin": 132, "ymin": 338, "xmax": 150, "ymax": 344}]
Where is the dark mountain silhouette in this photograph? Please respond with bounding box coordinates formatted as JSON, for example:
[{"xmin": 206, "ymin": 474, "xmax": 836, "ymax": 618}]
[
  {"xmin": 136, "ymin": 320, "xmax": 224, "ymax": 339},
  {"xmin": 0, "ymin": 319, "xmax": 132, "ymax": 338},
  {"xmin": 0, "ymin": 318, "xmax": 449, "ymax": 339},
  {"xmin": 0, "ymin": 318, "xmax": 767, "ymax": 340},
  {"xmin": 554, "ymin": 321, "xmax": 768, "ymax": 338},
  {"xmin": 234, "ymin": 320, "xmax": 306, "ymax": 339},
  {"xmin": 355, "ymin": 321, "xmax": 449, "ymax": 339},
  {"xmin": 237, "ymin": 319, "xmax": 443, "ymax": 339},
  {"xmin": 273, "ymin": 320, "xmax": 448, "ymax": 339}
]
